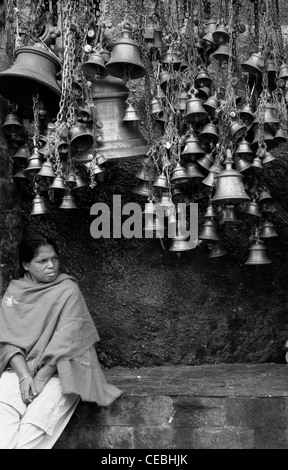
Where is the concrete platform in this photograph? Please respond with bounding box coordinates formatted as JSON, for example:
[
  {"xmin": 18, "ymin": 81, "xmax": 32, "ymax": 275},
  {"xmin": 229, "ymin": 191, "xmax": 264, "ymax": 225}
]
[{"xmin": 54, "ymin": 363, "xmax": 288, "ymax": 449}]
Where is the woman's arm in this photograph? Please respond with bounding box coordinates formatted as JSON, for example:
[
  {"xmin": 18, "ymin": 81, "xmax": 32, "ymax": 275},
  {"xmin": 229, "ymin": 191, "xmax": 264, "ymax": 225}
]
[{"xmin": 9, "ymin": 353, "xmax": 37, "ymax": 404}]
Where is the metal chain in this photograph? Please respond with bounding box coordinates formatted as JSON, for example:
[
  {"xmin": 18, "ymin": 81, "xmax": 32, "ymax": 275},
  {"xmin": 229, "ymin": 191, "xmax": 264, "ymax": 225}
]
[{"xmin": 32, "ymin": 92, "xmax": 40, "ymax": 147}]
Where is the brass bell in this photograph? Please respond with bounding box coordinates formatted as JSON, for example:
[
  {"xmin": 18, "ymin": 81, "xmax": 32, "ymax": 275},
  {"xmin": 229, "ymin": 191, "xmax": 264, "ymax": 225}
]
[
  {"xmin": 150, "ymin": 97, "xmax": 163, "ymax": 115},
  {"xmin": 185, "ymin": 162, "xmax": 205, "ymax": 179},
  {"xmin": 37, "ymin": 159, "xmax": 56, "ymax": 178},
  {"xmin": 239, "ymin": 104, "xmax": 255, "ymax": 126},
  {"xmin": 195, "ymin": 86, "xmax": 210, "ymax": 102},
  {"xmin": 194, "ymin": 70, "xmax": 213, "ymax": 88},
  {"xmin": 9, "ymin": 132, "xmax": 26, "ymax": 149},
  {"xmin": 251, "ymin": 155, "xmax": 263, "ymax": 169},
  {"xmin": 184, "ymin": 94, "xmax": 209, "ymax": 122},
  {"xmin": 235, "ymin": 138, "xmax": 253, "ymax": 156},
  {"xmin": 181, "ymin": 133, "xmax": 206, "ymax": 157},
  {"xmin": 234, "ymin": 156, "xmax": 252, "ymax": 173},
  {"xmin": 123, "ymin": 103, "xmax": 141, "ymax": 121},
  {"xmin": 173, "ymin": 91, "xmax": 188, "ymax": 111},
  {"xmin": 49, "ymin": 175, "xmax": 66, "ymax": 190},
  {"xmin": 170, "ymin": 162, "xmax": 190, "ymax": 184},
  {"xmin": 0, "ymin": 43, "xmax": 61, "ymax": 110},
  {"xmin": 230, "ymin": 121, "xmax": 247, "ymax": 141},
  {"xmin": 132, "ymin": 180, "xmax": 152, "ymax": 196},
  {"xmin": 251, "ymin": 126, "xmax": 277, "ymax": 151},
  {"xmin": 212, "ymin": 23, "xmax": 230, "ymax": 44},
  {"xmin": 241, "ymin": 52, "xmax": 264, "ymax": 76},
  {"xmin": 162, "ymin": 46, "xmax": 182, "ymax": 68},
  {"xmin": 13, "ymin": 167, "xmax": 26, "ymax": 179},
  {"xmin": 30, "ymin": 193, "xmax": 50, "ymax": 215},
  {"xmin": 159, "ymin": 70, "xmax": 171, "ymax": 88},
  {"xmin": 274, "ymin": 128, "xmax": 287, "ymax": 145},
  {"xmin": 203, "ymin": 93, "xmax": 219, "ymax": 115},
  {"xmin": 2, "ymin": 112, "xmax": 24, "ymax": 136},
  {"xmin": 99, "ymin": 48, "xmax": 111, "ymax": 63},
  {"xmin": 153, "ymin": 172, "xmax": 169, "ymax": 189},
  {"xmin": 136, "ymin": 164, "xmax": 157, "ymax": 181},
  {"xmin": 258, "ymin": 189, "xmax": 273, "ymax": 205},
  {"xmin": 244, "ymin": 201, "xmax": 261, "ymax": 218},
  {"xmin": 12, "ymin": 144, "xmax": 30, "ymax": 162},
  {"xmin": 212, "ymin": 149, "xmax": 251, "ymax": 204},
  {"xmin": 76, "ymin": 106, "xmax": 93, "ymax": 124},
  {"xmin": 198, "ymin": 122, "xmax": 219, "ymax": 144},
  {"xmin": 245, "ymin": 241, "xmax": 271, "ymax": 265},
  {"xmin": 59, "ymin": 190, "xmax": 78, "ymax": 209},
  {"xmin": 65, "ymin": 172, "xmax": 77, "ymax": 188},
  {"xmin": 262, "ymin": 150, "xmax": 276, "ymax": 165},
  {"xmin": 198, "ymin": 219, "xmax": 221, "ymax": 242},
  {"xmin": 211, "ymin": 43, "xmax": 232, "ymax": 63},
  {"xmin": 74, "ymin": 173, "xmax": 88, "ymax": 189},
  {"xmin": 69, "ymin": 123, "xmax": 93, "ymax": 152},
  {"xmin": 202, "ymin": 163, "xmax": 220, "ymax": 187},
  {"xmin": 207, "ymin": 242, "xmax": 227, "ymax": 258},
  {"xmin": 219, "ymin": 204, "xmax": 238, "ymax": 224},
  {"xmin": 81, "ymin": 52, "xmax": 108, "ymax": 78},
  {"xmin": 253, "ymin": 102, "xmax": 279, "ymax": 125},
  {"xmin": 278, "ymin": 61, "xmax": 288, "ymax": 80},
  {"xmin": 259, "ymin": 220, "xmax": 278, "ymax": 239},
  {"xmin": 169, "ymin": 234, "xmax": 193, "ymax": 252},
  {"xmin": 23, "ymin": 148, "xmax": 43, "ymax": 180},
  {"xmin": 106, "ymin": 28, "xmax": 146, "ymax": 80},
  {"xmin": 197, "ymin": 152, "xmax": 214, "ymax": 171},
  {"xmin": 204, "ymin": 202, "xmax": 217, "ymax": 218},
  {"xmin": 202, "ymin": 18, "xmax": 218, "ymax": 47}
]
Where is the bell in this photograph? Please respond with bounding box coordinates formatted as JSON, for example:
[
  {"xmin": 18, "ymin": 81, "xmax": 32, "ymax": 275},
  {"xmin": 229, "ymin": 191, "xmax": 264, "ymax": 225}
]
[
  {"xmin": 245, "ymin": 241, "xmax": 271, "ymax": 265},
  {"xmin": 251, "ymin": 126, "xmax": 277, "ymax": 151},
  {"xmin": 171, "ymin": 162, "xmax": 190, "ymax": 184},
  {"xmin": 159, "ymin": 70, "xmax": 171, "ymax": 88},
  {"xmin": 235, "ymin": 138, "xmax": 253, "ymax": 156},
  {"xmin": 212, "ymin": 23, "xmax": 230, "ymax": 44},
  {"xmin": 208, "ymin": 242, "xmax": 227, "ymax": 258},
  {"xmin": 198, "ymin": 123, "xmax": 219, "ymax": 144},
  {"xmin": 59, "ymin": 190, "xmax": 78, "ymax": 209},
  {"xmin": 162, "ymin": 46, "xmax": 182, "ymax": 68},
  {"xmin": 239, "ymin": 104, "xmax": 255, "ymax": 126},
  {"xmin": 58, "ymin": 140, "xmax": 69, "ymax": 154},
  {"xmin": 194, "ymin": 70, "xmax": 213, "ymax": 88},
  {"xmin": 76, "ymin": 106, "xmax": 93, "ymax": 124},
  {"xmin": 253, "ymin": 102, "xmax": 279, "ymax": 125},
  {"xmin": 197, "ymin": 152, "xmax": 214, "ymax": 171},
  {"xmin": 258, "ymin": 189, "xmax": 273, "ymax": 205},
  {"xmin": 150, "ymin": 97, "xmax": 163, "ymax": 115},
  {"xmin": 30, "ymin": 193, "xmax": 50, "ymax": 215},
  {"xmin": 153, "ymin": 172, "xmax": 169, "ymax": 189},
  {"xmin": 9, "ymin": 132, "xmax": 26, "ymax": 149},
  {"xmin": 203, "ymin": 93, "xmax": 219, "ymax": 115},
  {"xmin": 49, "ymin": 175, "xmax": 66, "ymax": 190},
  {"xmin": 274, "ymin": 128, "xmax": 287, "ymax": 145},
  {"xmin": 278, "ymin": 61, "xmax": 288, "ymax": 80},
  {"xmin": 65, "ymin": 172, "xmax": 77, "ymax": 188},
  {"xmin": 230, "ymin": 121, "xmax": 247, "ymax": 141},
  {"xmin": 211, "ymin": 43, "xmax": 232, "ymax": 63},
  {"xmin": 202, "ymin": 166, "xmax": 219, "ymax": 187},
  {"xmin": 174, "ymin": 91, "xmax": 188, "ymax": 111},
  {"xmin": 123, "ymin": 103, "xmax": 141, "ymax": 121},
  {"xmin": 99, "ymin": 48, "xmax": 111, "ymax": 63},
  {"xmin": 37, "ymin": 159, "xmax": 56, "ymax": 178},
  {"xmin": 198, "ymin": 219, "xmax": 221, "ymax": 242},
  {"xmin": 2, "ymin": 112, "xmax": 24, "ymax": 136},
  {"xmin": 23, "ymin": 148, "xmax": 43, "ymax": 180},
  {"xmin": 0, "ymin": 43, "xmax": 61, "ymax": 110},
  {"xmin": 73, "ymin": 173, "xmax": 88, "ymax": 189},
  {"xmin": 181, "ymin": 133, "xmax": 206, "ymax": 157},
  {"xmin": 132, "ymin": 180, "xmax": 152, "ymax": 196},
  {"xmin": 143, "ymin": 201, "xmax": 155, "ymax": 215},
  {"xmin": 185, "ymin": 162, "xmax": 205, "ymax": 179},
  {"xmin": 77, "ymin": 76, "xmax": 147, "ymax": 161},
  {"xmin": 169, "ymin": 234, "xmax": 193, "ymax": 252},
  {"xmin": 12, "ymin": 144, "xmax": 30, "ymax": 161},
  {"xmin": 69, "ymin": 123, "xmax": 93, "ymax": 152},
  {"xmin": 219, "ymin": 204, "xmax": 238, "ymax": 224},
  {"xmin": 136, "ymin": 164, "xmax": 157, "ymax": 181},
  {"xmin": 106, "ymin": 28, "xmax": 146, "ymax": 80},
  {"xmin": 251, "ymin": 155, "xmax": 263, "ymax": 169},
  {"xmin": 13, "ymin": 167, "xmax": 26, "ymax": 179},
  {"xmin": 241, "ymin": 52, "xmax": 264, "ymax": 76},
  {"xmin": 72, "ymin": 79, "xmax": 83, "ymax": 99},
  {"xmin": 195, "ymin": 86, "xmax": 210, "ymax": 102},
  {"xmin": 262, "ymin": 151, "xmax": 276, "ymax": 165},
  {"xmin": 234, "ymin": 156, "xmax": 252, "ymax": 173},
  {"xmin": 259, "ymin": 220, "xmax": 278, "ymax": 239},
  {"xmin": 204, "ymin": 202, "xmax": 217, "ymax": 218},
  {"xmin": 212, "ymin": 149, "xmax": 251, "ymax": 204},
  {"xmin": 184, "ymin": 94, "xmax": 208, "ymax": 122},
  {"xmin": 81, "ymin": 52, "xmax": 108, "ymax": 78},
  {"xmin": 244, "ymin": 201, "xmax": 261, "ymax": 218}
]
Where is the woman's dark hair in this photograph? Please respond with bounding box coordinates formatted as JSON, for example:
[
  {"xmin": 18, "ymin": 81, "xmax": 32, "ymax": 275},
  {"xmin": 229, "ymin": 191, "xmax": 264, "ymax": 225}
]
[{"xmin": 19, "ymin": 233, "xmax": 59, "ymax": 266}]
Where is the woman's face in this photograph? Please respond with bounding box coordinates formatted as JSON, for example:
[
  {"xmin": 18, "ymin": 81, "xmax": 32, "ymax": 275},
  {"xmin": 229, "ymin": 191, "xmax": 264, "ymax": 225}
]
[{"xmin": 22, "ymin": 245, "xmax": 59, "ymax": 283}]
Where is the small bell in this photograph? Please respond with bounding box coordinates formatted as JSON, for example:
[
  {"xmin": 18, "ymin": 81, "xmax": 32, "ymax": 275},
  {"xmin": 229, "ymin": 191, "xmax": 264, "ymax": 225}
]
[
  {"xmin": 204, "ymin": 202, "xmax": 217, "ymax": 218},
  {"xmin": 219, "ymin": 204, "xmax": 238, "ymax": 224},
  {"xmin": 185, "ymin": 162, "xmax": 205, "ymax": 179},
  {"xmin": 203, "ymin": 93, "xmax": 219, "ymax": 115},
  {"xmin": 241, "ymin": 52, "xmax": 264, "ymax": 76},
  {"xmin": 162, "ymin": 46, "xmax": 182, "ymax": 68},
  {"xmin": 198, "ymin": 122, "xmax": 219, "ymax": 144},
  {"xmin": 235, "ymin": 138, "xmax": 253, "ymax": 156},
  {"xmin": 12, "ymin": 145, "xmax": 30, "ymax": 162},
  {"xmin": 184, "ymin": 94, "xmax": 209, "ymax": 122},
  {"xmin": 251, "ymin": 156, "xmax": 263, "ymax": 169},
  {"xmin": 169, "ymin": 234, "xmax": 193, "ymax": 252},
  {"xmin": 194, "ymin": 70, "xmax": 213, "ymax": 88},
  {"xmin": 81, "ymin": 52, "xmax": 108, "ymax": 79},
  {"xmin": 258, "ymin": 189, "xmax": 273, "ymax": 205},
  {"xmin": 244, "ymin": 201, "xmax": 261, "ymax": 218},
  {"xmin": 59, "ymin": 190, "xmax": 78, "ymax": 209},
  {"xmin": 2, "ymin": 112, "xmax": 24, "ymax": 137},
  {"xmin": 74, "ymin": 173, "xmax": 88, "ymax": 189},
  {"xmin": 150, "ymin": 97, "xmax": 163, "ymax": 115},
  {"xmin": 259, "ymin": 220, "xmax": 278, "ymax": 239},
  {"xmin": 30, "ymin": 193, "xmax": 50, "ymax": 215},
  {"xmin": 37, "ymin": 159, "xmax": 56, "ymax": 178},
  {"xmin": 198, "ymin": 218, "xmax": 221, "ymax": 242},
  {"xmin": 245, "ymin": 241, "xmax": 271, "ymax": 265},
  {"xmin": 136, "ymin": 164, "xmax": 157, "ymax": 181},
  {"xmin": 230, "ymin": 121, "xmax": 247, "ymax": 141},
  {"xmin": 170, "ymin": 162, "xmax": 190, "ymax": 184},
  {"xmin": 123, "ymin": 103, "xmax": 141, "ymax": 121},
  {"xmin": 212, "ymin": 23, "xmax": 230, "ymax": 44},
  {"xmin": 253, "ymin": 102, "xmax": 279, "ymax": 125},
  {"xmin": 262, "ymin": 151, "xmax": 276, "ymax": 165},
  {"xmin": 211, "ymin": 43, "xmax": 232, "ymax": 63},
  {"xmin": 278, "ymin": 61, "xmax": 288, "ymax": 80},
  {"xmin": 181, "ymin": 133, "xmax": 206, "ymax": 157},
  {"xmin": 23, "ymin": 148, "xmax": 43, "ymax": 180},
  {"xmin": 153, "ymin": 172, "xmax": 169, "ymax": 189},
  {"xmin": 49, "ymin": 175, "xmax": 66, "ymax": 190},
  {"xmin": 239, "ymin": 104, "xmax": 255, "ymax": 126},
  {"xmin": 195, "ymin": 86, "xmax": 210, "ymax": 102},
  {"xmin": 69, "ymin": 123, "xmax": 93, "ymax": 152},
  {"xmin": 274, "ymin": 128, "xmax": 287, "ymax": 145},
  {"xmin": 13, "ymin": 167, "xmax": 26, "ymax": 179},
  {"xmin": 234, "ymin": 156, "xmax": 252, "ymax": 173},
  {"xmin": 132, "ymin": 180, "xmax": 152, "ymax": 196},
  {"xmin": 197, "ymin": 152, "xmax": 214, "ymax": 171}
]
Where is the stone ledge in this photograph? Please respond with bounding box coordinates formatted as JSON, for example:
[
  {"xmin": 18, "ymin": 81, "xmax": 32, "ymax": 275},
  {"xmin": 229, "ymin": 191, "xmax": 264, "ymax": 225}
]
[{"xmin": 54, "ymin": 364, "xmax": 288, "ymax": 449}]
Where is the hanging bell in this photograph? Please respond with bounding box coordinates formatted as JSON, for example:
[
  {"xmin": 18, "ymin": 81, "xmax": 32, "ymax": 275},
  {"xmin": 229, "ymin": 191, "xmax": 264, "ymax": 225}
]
[
  {"xmin": 253, "ymin": 102, "xmax": 279, "ymax": 125},
  {"xmin": 81, "ymin": 52, "xmax": 108, "ymax": 78},
  {"xmin": 203, "ymin": 93, "xmax": 219, "ymax": 116},
  {"xmin": 76, "ymin": 106, "xmax": 93, "ymax": 124},
  {"xmin": 143, "ymin": 201, "xmax": 156, "ymax": 216},
  {"xmin": 136, "ymin": 164, "xmax": 157, "ymax": 181},
  {"xmin": 219, "ymin": 204, "xmax": 238, "ymax": 224},
  {"xmin": 198, "ymin": 122, "xmax": 219, "ymax": 144},
  {"xmin": 37, "ymin": 159, "xmax": 56, "ymax": 178},
  {"xmin": 162, "ymin": 46, "xmax": 182, "ymax": 68},
  {"xmin": 202, "ymin": 18, "xmax": 218, "ymax": 47},
  {"xmin": 173, "ymin": 90, "xmax": 188, "ymax": 111},
  {"xmin": 202, "ymin": 165, "xmax": 219, "ymax": 187},
  {"xmin": 239, "ymin": 104, "xmax": 255, "ymax": 126},
  {"xmin": 153, "ymin": 172, "xmax": 169, "ymax": 189},
  {"xmin": 235, "ymin": 138, "xmax": 253, "ymax": 156},
  {"xmin": 106, "ymin": 28, "xmax": 146, "ymax": 80},
  {"xmin": 244, "ymin": 201, "xmax": 261, "ymax": 218},
  {"xmin": 185, "ymin": 162, "xmax": 205, "ymax": 179},
  {"xmin": 169, "ymin": 234, "xmax": 193, "ymax": 252},
  {"xmin": 123, "ymin": 103, "xmax": 141, "ymax": 121},
  {"xmin": 274, "ymin": 128, "xmax": 287, "ymax": 145},
  {"xmin": 12, "ymin": 144, "xmax": 30, "ymax": 162},
  {"xmin": 212, "ymin": 149, "xmax": 251, "ymax": 204},
  {"xmin": 251, "ymin": 155, "xmax": 263, "ymax": 169},
  {"xmin": 197, "ymin": 152, "xmax": 214, "ymax": 171},
  {"xmin": 259, "ymin": 220, "xmax": 278, "ymax": 239},
  {"xmin": 2, "ymin": 112, "xmax": 24, "ymax": 136},
  {"xmin": 230, "ymin": 121, "xmax": 247, "ymax": 141},
  {"xmin": 69, "ymin": 123, "xmax": 93, "ymax": 152},
  {"xmin": 170, "ymin": 162, "xmax": 190, "ymax": 184},
  {"xmin": 207, "ymin": 242, "xmax": 227, "ymax": 258},
  {"xmin": 198, "ymin": 219, "xmax": 221, "ymax": 242},
  {"xmin": 262, "ymin": 151, "xmax": 276, "ymax": 165},
  {"xmin": 59, "ymin": 190, "xmax": 78, "ymax": 209},
  {"xmin": 241, "ymin": 52, "xmax": 264, "ymax": 76},
  {"xmin": 258, "ymin": 189, "xmax": 273, "ymax": 205},
  {"xmin": 144, "ymin": 214, "xmax": 164, "ymax": 237},
  {"xmin": 150, "ymin": 97, "xmax": 163, "ymax": 115},
  {"xmin": 65, "ymin": 172, "xmax": 77, "ymax": 188},
  {"xmin": 194, "ymin": 70, "xmax": 213, "ymax": 88},
  {"xmin": 251, "ymin": 126, "xmax": 277, "ymax": 151},
  {"xmin": 278, "ymin": 61, "xmax": 288, "ymax": 80},
  {"xmin": 8, "ymin": 132, "xmax": 26, "ymax": 149},
  {"xmin": 181, "ymin": 133, "xmax": 206, "ymax": 157},
  {"xmin": 132, "ymin": 180, "xmax": 152, "ymax": 196},
  {"xmin": 23, "ymin": 148, "xmax": 43, "ymax": 180},
  {"xmin": 49, "ymin": 175, "xmax": 66, "ymax": 190},
  {"xmin": 30, "ymin": 193, "xmax": 50, "ymax": 215},
  {"xmin": 211, "ymin": 43, "xmax": 232, "ymax": 63},
  {"xmin": 73, "ymin": 173, "xmax": 88, "ymax": 189},
  {"xmin": 234, "ymin": 156, "xmax": 252, "ymax": 173},
  {"xmin": 212, "ymin": 23, "xmax": 230, "ymax": 44},
  {"xmin": 184, "ymin": 94, "xmax": 209, "ymax": 122},
  {"xmin": 204, "ymin": 202, "xmax": 217, "ymax": 218},
  {"xmin": 245, "ymin": 241, "xmax": 271, "ymax": 265},
  {"xmin": 0, "ymin": 43, "xmax": 61, "ymax": 110}
]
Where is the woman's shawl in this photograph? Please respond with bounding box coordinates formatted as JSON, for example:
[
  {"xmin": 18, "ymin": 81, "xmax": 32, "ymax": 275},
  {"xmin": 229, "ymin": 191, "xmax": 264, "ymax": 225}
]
[{"xmin": 0, "ymin": 273, "xmax": 122, "ymax": 405}]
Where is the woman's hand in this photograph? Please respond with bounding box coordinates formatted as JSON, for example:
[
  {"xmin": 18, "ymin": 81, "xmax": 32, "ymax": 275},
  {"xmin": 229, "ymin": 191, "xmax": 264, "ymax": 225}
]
[
  {"xmin": 19, "ymin": 376, "xmax": 37, "ymax": 405},
  {"xmin": 34, "ymin": 376, "xmax": 48, "ymax": 395}
]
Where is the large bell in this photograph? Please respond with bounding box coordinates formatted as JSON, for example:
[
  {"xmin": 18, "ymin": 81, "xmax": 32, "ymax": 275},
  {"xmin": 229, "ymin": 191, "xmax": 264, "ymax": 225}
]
[
  {"xmin": 194, "ymin": 70, "xmax": 213, "ymax": 88},
  {"xmin": 245, "ymin": 241, "xmax": 271, "ymax": 265},
  {"xmin": 181, "ymin": 133, "xmax": 206, "ymax": 157},
  {"xmin": 77, "ymin": 76, "xmax": 147, "ymax": 162},
  {"xmin": 81, "ymin": 52, "xmax": 108, "ymax": 79},
  {"xmin": 198, "ymin": 219, "xmax": 221, "ymax": 242},
  {"xmin": 198, "ymin": 122, "xmax": 219, "ymax": 144},
  {"xmin": 253, "ymin": 102, "xmax": 279, "ymax": 125},
  {"xmin": 211, "ymin": 43, "xmax": 232, "ymax": 63},
  {"xmin": 184, "ymin": 94, "xmax": 209, "ymax": 122},
  {"xmin": 170, "ymin": 162, "xmax": 190, "ymax": 184},
  {"xmin": 70, "ymin": 123, "xmax": 93, "ymax": 152},
  {"xmin": 241, "ymin": 52, "xmax": 264, "ymax": 76},
  {"xmin": 106, "ymin": 29, "xmax": 146, "ymax": 80},
  {"xmin": 37, "ymin": 159, "xmax": 56, "ymax": 178},
  {"xmin": 212, "ymin": 149, "xmax": 251, "ymax": 204},
  {"xmin": 0, "ymin": 43, "xmax": 61, "ymax": 111}
]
